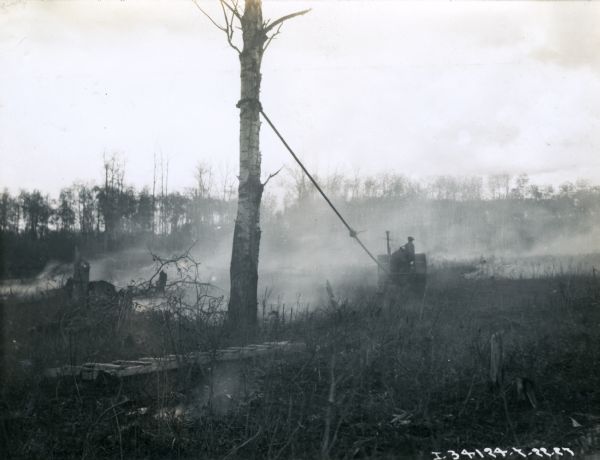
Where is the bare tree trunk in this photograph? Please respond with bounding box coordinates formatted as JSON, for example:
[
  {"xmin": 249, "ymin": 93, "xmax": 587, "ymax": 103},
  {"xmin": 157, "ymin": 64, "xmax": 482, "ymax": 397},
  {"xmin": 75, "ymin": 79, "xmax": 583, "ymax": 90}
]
[
  {"xmin": 228, "ymin": 0, "xmax": 266, "ymax": 335},
  {"xmin": 152, "ymin": 152, "xmax": 157, "ymax": 237},
  {"xmin": 196, "ymin": 0, "xmax": 308, "ymax": 336}
]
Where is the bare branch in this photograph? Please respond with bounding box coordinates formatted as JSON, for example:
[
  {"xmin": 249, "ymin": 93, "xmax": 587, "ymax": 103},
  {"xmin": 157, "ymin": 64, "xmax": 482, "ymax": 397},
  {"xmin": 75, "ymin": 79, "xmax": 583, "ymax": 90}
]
[
  {"xmin": 262, "ymin": 166, "xmax": 284, "ymax": 187},
  {"xmin": 263, "ymin": 23, "xmax": 282, "ymax": 53},
  {"xmin": 220, "ymin": 0, "xmax": 242, "ymax": 54},
  {"xmin": 264, "ymin": 8, "xmax": 311, "ymax": 34},
  {"xmin": 145, "ymin": 240, "xmax": 198, "ymax": 287},
  {"xmin": 192, "ymin": 0, "xmax": 242, "ymax": 54},
  {"xmin": 192, "ymin": 0, "xmax": 227, "ymax": 32},
  {"xmin": 220, "ymin": 0, "xmax": 242, "ymax": 21}
]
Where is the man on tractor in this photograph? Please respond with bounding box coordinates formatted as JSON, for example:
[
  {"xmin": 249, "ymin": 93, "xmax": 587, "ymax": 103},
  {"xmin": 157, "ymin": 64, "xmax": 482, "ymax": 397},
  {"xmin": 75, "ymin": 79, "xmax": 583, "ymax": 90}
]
[
  {"xmin": 403, "ymin": 236, "xmax": 415, "ymax": 264},
  {"xmin": 390, "ymin": 236, "xmax": 416, "ymax": 276}
]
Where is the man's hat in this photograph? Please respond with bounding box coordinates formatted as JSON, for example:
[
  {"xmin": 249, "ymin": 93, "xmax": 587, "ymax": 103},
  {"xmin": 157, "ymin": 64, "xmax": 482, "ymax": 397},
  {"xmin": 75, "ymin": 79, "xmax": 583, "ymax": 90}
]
[{"xmin": 408, "ymin": 236, "xmax": 414, "ymax": 241}]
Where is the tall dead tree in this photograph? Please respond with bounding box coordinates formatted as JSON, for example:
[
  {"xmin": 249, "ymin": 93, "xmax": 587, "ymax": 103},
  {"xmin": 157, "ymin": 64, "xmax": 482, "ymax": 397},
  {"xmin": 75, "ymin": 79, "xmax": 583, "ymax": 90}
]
[{"xmin": 195, "ymin": 0, "xmax": 309, "ymax": 336}]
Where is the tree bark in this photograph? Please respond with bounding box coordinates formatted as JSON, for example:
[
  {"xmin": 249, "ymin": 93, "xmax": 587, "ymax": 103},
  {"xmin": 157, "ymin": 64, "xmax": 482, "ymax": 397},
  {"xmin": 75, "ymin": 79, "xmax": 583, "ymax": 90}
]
[{"xmin": 228, "ymin": 0, "xmax": 267, "ymax": 336}]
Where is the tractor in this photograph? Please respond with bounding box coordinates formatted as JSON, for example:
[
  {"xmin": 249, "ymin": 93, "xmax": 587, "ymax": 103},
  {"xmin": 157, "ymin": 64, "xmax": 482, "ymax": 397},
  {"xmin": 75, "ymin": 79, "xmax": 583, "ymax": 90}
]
[{"xmin": 377, "ymin": 232, "xmax": 427, "ymax": 296}]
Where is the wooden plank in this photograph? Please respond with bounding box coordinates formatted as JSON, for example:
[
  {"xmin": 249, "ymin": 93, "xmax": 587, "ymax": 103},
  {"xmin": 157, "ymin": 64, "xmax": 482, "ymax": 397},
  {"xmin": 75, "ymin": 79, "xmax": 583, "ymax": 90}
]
[
  {"xmin": 45, "ymin": 341, "xmax": 306, "ymax": 381},
  {"xmin": 112, "ymin": 360, "xmax": 153, "ymax": 366}
]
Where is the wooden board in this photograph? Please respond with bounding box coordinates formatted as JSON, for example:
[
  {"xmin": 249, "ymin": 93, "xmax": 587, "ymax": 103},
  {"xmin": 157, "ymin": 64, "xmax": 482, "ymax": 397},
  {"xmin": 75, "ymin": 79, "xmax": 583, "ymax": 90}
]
[{"xmin": 44, "ymin": 341, "xmax": 306, "ymax": 381}]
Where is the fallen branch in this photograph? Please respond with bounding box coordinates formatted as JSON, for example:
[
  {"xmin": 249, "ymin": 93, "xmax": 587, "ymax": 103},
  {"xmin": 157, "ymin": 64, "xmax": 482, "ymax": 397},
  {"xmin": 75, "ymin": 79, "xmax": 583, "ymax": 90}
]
[{"xmin": 222, "ymin": 426, "xmax": 263, "ymax": 460}]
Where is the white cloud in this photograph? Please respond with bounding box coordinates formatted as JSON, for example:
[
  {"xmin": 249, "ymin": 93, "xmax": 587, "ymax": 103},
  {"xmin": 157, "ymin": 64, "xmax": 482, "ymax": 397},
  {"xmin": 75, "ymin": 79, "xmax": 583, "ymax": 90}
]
[{"xmin": 1, "ymin": 0, "xmax": 599, "ymax": 195}]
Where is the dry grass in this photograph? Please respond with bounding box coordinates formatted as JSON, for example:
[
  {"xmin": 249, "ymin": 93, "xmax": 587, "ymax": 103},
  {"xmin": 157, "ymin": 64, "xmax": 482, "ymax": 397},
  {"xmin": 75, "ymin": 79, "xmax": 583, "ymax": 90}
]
[{"xmin": 2, "ymin": 266, "xmax": 600, "ymax": 459}]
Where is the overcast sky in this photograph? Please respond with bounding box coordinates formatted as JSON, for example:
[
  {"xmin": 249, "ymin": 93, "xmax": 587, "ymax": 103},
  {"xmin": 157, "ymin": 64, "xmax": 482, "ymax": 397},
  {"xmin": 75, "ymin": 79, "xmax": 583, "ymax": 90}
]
[{"xmin": 1, "ymin": 0, "xmax": 599, "ymax": 196}]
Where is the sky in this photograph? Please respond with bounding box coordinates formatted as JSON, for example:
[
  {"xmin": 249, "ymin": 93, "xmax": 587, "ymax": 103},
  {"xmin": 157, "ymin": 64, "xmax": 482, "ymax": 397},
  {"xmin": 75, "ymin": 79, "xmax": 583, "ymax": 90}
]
[{"xmin": 1, "ymin": 0, "xmax": 600, "ymax": 196}]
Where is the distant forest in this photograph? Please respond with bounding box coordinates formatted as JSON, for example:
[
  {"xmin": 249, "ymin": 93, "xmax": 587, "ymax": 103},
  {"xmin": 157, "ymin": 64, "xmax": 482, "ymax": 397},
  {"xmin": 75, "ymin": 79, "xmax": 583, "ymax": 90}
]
[{"xmin": 1, "ymin": 156, "xmax": 599, "ymax": 278}]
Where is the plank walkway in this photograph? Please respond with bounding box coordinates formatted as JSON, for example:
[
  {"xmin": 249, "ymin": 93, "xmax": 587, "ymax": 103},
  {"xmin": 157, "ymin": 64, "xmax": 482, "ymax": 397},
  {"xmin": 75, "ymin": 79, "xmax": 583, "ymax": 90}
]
[{"xmin": 44, "ymin": 341, "xmax": 306, "ymax": 381}]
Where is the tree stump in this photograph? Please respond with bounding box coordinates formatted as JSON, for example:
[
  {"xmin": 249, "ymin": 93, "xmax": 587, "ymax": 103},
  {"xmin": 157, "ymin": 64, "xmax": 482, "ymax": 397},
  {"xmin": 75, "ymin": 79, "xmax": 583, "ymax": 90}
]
[{"xmin": 490, "ymin": 332, "xmax": 503, "ymax": 389}]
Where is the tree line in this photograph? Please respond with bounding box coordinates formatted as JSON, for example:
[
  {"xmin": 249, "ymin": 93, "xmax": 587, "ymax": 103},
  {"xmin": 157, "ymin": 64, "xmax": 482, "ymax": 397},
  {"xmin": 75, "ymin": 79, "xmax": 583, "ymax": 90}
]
[
  {"xmin": 1, "ymin": 160, "xmax": 598, "ymax": 278},
  {"xmin": 275, "ymin": 172, "xmax": 600, "ymax": 263},
  {"xmin": 0, "ymin": 156, "xmax": 239, "ymax": 240}
]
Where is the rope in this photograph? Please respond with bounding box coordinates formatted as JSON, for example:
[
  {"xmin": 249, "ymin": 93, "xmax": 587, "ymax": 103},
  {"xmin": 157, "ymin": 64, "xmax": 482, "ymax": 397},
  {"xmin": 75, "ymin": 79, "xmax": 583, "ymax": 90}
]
[{"xmin": 259, "ymin": 108, "xmax": 389, "ymax": 274}]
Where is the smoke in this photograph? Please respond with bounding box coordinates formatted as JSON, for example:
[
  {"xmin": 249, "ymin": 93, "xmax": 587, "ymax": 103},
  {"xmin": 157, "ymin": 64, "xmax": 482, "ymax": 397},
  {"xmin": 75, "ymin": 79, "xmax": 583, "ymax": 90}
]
[
  {"xmin": 3, "ymin": 182, "xmax": 600, "ymax": 304},
  {"xmin": 462, "ymin": 253, "xmax": 600, "ymax": 280}
]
